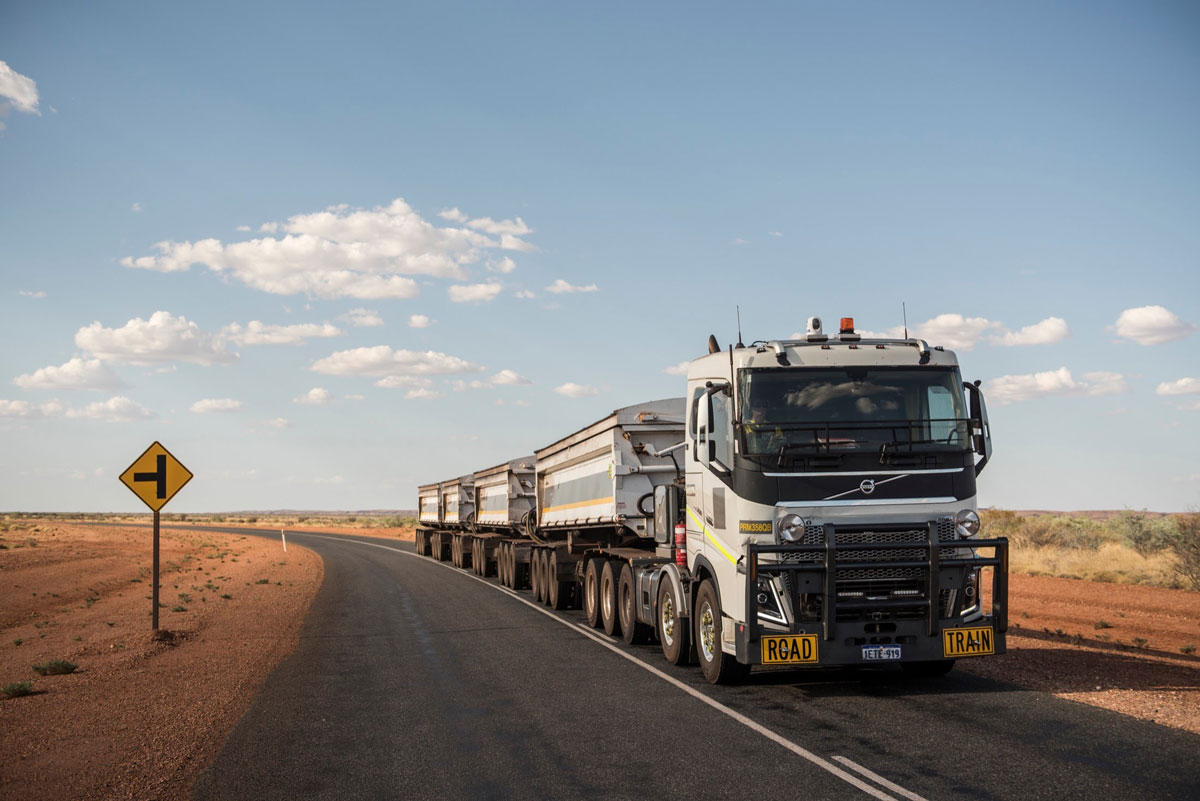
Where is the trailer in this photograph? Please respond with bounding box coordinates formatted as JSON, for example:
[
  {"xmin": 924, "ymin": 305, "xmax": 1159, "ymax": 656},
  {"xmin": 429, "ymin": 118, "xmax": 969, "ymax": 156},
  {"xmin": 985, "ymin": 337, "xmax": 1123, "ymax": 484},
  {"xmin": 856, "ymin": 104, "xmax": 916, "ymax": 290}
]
[
  {"xmin": 522, "ymin": 399, "xmax": 685, "ymax": 613},
  {"xmin": 466, "ymin": 457, "xmax": 535, "ymax": 579},
  {"xmin": 415, "ymin": 316, "xmax": 1007, "ymax": 685},
  {"xmin": 414, "ymin": 481, "xmax": 441, "ymax": 557}
]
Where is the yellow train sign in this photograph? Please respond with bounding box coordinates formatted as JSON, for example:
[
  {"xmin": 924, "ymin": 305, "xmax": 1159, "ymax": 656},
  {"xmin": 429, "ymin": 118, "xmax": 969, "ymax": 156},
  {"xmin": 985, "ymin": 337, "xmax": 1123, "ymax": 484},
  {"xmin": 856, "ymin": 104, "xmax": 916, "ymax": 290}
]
[{"xmin": 119, "ymin": 441, "xmax": 193, "ymax": 511}]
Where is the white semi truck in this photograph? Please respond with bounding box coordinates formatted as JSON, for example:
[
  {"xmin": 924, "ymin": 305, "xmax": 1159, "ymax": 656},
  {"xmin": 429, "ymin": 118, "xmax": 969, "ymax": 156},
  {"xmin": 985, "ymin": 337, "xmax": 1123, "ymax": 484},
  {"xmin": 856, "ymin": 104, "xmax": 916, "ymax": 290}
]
[{"xmin": 416, "ymin": 317, "xmax": 1007, "ymax": 683}]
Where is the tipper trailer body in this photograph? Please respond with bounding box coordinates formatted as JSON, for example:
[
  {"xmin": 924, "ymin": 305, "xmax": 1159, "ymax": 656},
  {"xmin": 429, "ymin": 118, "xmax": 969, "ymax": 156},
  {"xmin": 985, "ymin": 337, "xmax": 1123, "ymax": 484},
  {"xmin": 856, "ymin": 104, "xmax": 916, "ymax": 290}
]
[{"xmin": 416, "ymin": 318, "xmax": 1006, "ymax": 683}]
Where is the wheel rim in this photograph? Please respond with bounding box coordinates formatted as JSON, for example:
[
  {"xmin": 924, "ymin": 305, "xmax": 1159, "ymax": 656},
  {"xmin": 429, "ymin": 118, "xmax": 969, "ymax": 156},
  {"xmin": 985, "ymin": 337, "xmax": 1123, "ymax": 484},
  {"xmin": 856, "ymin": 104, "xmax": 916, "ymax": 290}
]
[
  {"xmin": 661, "ymin": 594, "xmax": 675, "ymax": 646},
  {"xmin": 698, "ymin": 601, "xmax": 716, "ymax": 662},
  {"xmin": 586, "ymin": 571, "xmax": 596, "ymax": 617}
]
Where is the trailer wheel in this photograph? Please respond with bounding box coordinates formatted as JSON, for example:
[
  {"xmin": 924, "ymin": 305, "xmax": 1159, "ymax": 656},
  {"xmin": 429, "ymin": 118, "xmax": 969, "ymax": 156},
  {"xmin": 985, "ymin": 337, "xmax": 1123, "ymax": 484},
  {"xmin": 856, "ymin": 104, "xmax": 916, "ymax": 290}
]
[
  {"xmin": 656, "ymin": 577, "xmax": 690, "ymax": 665},
  {"xmin": 694, "ymin": 580, "xmax": 749, "ymax": 685},
  {"xmin": 600, "ymin": 560, "xmax": 621, "ymax": 637},
  {"xmin": 431, "ymin": 532, "xmax": 440, "ymax": 561},
  {"xmin": 548, "ymin": 550, "xmax": 569, "ymax": 610},
  {"xmin": 583, "ymin": 559, "xmax": 602, "ymax": 628},
  {"xmin": 499, "ymin": 543, "xmax": 509, "ymax": 586},
  {"xmin": 618, "ymin": 563, "xmax": 651, "ymax": 645}
]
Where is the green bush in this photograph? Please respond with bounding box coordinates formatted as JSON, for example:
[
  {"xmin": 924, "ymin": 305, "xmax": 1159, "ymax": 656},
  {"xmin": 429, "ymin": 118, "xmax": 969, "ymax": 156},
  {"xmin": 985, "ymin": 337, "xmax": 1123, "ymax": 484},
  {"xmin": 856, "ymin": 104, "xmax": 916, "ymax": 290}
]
[
  {"xmin": 1168, "ymin": 512, "xmax": 1200, "ymax": 590},
  {"xmin": 2, "ymin": 680, "xmax": 34, "ymax": 699},
  {"xmin": 32, "ymin": 659, "xmax": 77, "ymax": 676}
]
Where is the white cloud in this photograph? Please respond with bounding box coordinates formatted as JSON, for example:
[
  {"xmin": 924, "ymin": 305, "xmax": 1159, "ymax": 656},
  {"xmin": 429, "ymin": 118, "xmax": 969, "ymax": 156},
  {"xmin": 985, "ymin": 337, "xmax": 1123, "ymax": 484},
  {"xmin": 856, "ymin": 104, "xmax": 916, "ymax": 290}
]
[
  {"xmin": 664, "ymin": 361, "xmax": 690, "ymax": 376},
  {"xmin": 986, "ymin": 367, "xmax": 1128, "ymax": 405},
  {"xmin": 448, "ymin": 281, "xmax": 503, "ymax": 304},
  {"xmin": 991, "ymin": 317, "xmax": 1069, "ymax": 347},
  {"xmin": 1112, "ymin": 305, "xmax": 1196, "ymax": 345},
  {"xmin": 121, "ymin": 198, "xmax": 532, "ymax": 300},
  {"xmin": 1156, "ymin": 377, "xmax": 1200, "ymax": 396},
  {"xmin": 220, "ymin": 320, "xmax": 341, "ymax": 346},
  {"xmin": 438, "ymin": 207, "xmax": 467, "ymax": 223},
  {"xmin": 235, "ymin": 225, "xmax": 252, "ymax": 232},
  {"xmin": 408, "ymin": 313, "xmax": 433, "ymax": 328},
  {"xmin": 488, "ymin": 256, "xmax": 517, "ymax": 274},
  {"xmin": 862, "ymin": 314, "xmax": 1003, "ymax": 351},
  {"xmin": 375, "ymin": 375, "xmax": 433, "ymax": 389},
  {"xmin": 75, "ymin": 311, "xmax": 237, "ymax": 366},
  {"xmin": 731, "ymin": 238, "xmax": 749, "ymax": 246},
  {"xmin": 452, "ymin": 370, "xmax": 532, "ymax": 391},
  {"xmin": 545, "ymin": 279, "xmax": 598, "ymax": 295},
  {"xmin": 65, "ymin": 396, "xmax": 153, "ymax": 422},
  {"xmin": 554, "ymin": 382, "xmax": 598, "ymax": 398},
  {"xmin": 311, "ymin": 345, "xmax": 483, "ymax": 378},
  {"xmin": 131, "ymin": 202, "xmax": 143, "ymax": 213},
  {"xmin": 341, "ymin": 308, "xmax": 383, "ymax": 328},
  {"xmin": 491, "ymin": 369, "xmax": 531, "ymax": 386},
  {"xmin": 1081, "ymin": 371, "xmax": 1129, "ymax": 397},
  {"xmin": 293, "ymin": 387, "xmax": 333, "ymax": 405},
  {"xmin": 0, "ymin": 60, "xmax": 39, "ymax": 116},
  {"xmin": 190, "ymin": 398, "xmax": 243, "ymax": 413},
  {"xmin": 405, "ymin": 387, "xmax": 443, "ymax": 400},
  {"xmin": 14, "ymin": 358, "xmax": 124, "ymax": 392},
  {"xmin": 514, "ymin": 290, "xmax": 536, "ymax": 299},
  {"xmin": 18, "ymin": 290, "xmax": 45, "ymax": 298},
  {"xmin": 0, "ymin": 399, "xmax": 63, "ymax": 418},
  {"xmin": 344, "ymin": 393, "xmax": 364, "ymax": 401},
  {"xmin": 768, "ymin": 231, "xmax": 782, "ymax": 237},
  {"xmin": 264, "ymin": 417, "xmax": 293, "ymax": 429}
]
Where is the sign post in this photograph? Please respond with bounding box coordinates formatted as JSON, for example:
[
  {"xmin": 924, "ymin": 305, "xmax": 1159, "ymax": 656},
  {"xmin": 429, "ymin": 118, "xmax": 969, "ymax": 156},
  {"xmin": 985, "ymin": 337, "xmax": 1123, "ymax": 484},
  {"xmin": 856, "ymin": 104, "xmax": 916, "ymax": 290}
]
[{"xmin": 119, "ymin": 442, "xmax": 193, "ymax": 631}]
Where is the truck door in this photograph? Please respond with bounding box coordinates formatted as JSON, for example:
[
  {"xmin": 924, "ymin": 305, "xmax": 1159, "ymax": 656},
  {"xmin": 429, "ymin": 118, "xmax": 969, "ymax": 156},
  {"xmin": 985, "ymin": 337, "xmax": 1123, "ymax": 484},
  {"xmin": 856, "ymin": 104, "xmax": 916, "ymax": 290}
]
[{"xmin": 696, "ymin": 386, "xmax": 736, "ymax": 571}]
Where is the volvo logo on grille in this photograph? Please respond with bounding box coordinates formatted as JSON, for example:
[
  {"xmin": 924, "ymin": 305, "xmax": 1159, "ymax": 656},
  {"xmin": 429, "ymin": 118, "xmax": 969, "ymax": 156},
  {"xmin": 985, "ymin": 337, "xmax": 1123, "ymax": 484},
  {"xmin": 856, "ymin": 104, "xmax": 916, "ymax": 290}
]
[{"xmin": 859, "ymin": 479, "xmax": 876, "ymax": 495}]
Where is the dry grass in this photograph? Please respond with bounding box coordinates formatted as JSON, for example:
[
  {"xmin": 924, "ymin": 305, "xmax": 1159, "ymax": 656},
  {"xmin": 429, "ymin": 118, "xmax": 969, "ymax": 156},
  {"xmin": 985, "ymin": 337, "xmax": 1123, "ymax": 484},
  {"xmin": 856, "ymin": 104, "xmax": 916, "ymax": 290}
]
[
  {"xmin": 982, "ymin": 509, "xmax": 1195, "ymax": 589},
  {"xmin": 1011, "ymin": 541, "xmax": 1178, "ymax": 586}
]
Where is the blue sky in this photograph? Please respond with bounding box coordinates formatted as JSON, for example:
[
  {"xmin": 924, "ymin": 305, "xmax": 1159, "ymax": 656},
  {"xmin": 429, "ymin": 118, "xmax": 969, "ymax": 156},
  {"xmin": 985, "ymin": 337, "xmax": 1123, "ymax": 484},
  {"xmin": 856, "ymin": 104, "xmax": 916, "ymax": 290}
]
[{"xmin": 1, "ymin": 1, "xmax": 1197, "ymax": 512}]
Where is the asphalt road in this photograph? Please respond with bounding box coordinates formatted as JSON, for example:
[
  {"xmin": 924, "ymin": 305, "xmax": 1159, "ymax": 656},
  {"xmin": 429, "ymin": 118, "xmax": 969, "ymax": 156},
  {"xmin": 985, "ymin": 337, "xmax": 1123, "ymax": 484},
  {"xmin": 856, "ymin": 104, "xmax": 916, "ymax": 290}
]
[{"xmin": 181, "ymin": 526, "xmax": 1200, "ymax": 801}]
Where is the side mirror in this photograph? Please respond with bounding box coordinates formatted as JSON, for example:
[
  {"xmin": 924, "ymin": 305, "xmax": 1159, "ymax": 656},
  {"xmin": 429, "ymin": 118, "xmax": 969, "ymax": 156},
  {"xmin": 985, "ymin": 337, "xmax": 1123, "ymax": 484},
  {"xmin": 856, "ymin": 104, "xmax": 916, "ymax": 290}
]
[
  {"xmin": 653, "ymin": 485, "xmax": 681, "ymax": 544},
  {"xmin": 697, "ymin": 392, "xmax": 711, "ymax": 468},
  {"xmin": 963, "ymin": 380, "xmax": 992, "ymax": 475}
]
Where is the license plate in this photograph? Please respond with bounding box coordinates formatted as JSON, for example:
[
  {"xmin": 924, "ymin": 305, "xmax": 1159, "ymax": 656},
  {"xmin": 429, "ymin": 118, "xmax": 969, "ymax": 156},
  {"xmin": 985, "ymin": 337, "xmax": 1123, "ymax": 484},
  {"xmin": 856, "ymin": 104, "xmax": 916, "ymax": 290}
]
[
  {"xmin": 943, "ymin": 626, "xmax": 995, "ymax": 657},
  {"xmin": 760, "ymin": 634, "xmax": 819, "ymax": 664},
  {"xmin": 862, "ymin": 645, "xmax": 901, "ymax": 661}
]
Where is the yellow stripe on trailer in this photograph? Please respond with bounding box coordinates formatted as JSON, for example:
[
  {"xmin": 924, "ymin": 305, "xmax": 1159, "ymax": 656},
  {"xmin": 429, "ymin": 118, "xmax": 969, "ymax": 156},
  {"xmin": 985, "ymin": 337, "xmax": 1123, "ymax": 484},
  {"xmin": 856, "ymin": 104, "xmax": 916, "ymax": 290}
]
[{"xmin": 541, "ymin": 496, "xmax": 615, "ymax": 514}]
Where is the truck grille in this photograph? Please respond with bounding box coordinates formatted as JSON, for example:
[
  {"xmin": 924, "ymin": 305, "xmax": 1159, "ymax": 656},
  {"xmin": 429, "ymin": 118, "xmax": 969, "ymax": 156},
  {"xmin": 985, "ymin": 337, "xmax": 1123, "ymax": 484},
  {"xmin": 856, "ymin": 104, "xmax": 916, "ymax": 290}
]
[{"xmin": 779, "ymin": 519, "xmax": 961, "ymax": 621}]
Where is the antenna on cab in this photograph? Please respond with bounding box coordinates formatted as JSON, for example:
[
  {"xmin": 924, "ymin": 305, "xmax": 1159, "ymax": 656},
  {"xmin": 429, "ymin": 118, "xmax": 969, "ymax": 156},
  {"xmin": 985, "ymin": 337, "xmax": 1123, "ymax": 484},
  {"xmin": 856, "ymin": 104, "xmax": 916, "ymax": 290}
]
[
  {"xmin": 736, "ymin": 305, "xmax": 744, "ymax": 348},
  {"xmin": 903, "ymin": 301, "xmax": 909, "ymax": 340}
]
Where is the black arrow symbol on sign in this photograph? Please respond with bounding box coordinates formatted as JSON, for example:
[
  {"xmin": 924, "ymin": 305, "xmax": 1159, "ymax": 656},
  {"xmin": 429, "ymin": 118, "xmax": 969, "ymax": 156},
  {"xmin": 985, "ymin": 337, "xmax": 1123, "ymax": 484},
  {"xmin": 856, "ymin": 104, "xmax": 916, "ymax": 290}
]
[{"xmin": 134, "ymin": 454, "xmax": 167, "ymax": 499}]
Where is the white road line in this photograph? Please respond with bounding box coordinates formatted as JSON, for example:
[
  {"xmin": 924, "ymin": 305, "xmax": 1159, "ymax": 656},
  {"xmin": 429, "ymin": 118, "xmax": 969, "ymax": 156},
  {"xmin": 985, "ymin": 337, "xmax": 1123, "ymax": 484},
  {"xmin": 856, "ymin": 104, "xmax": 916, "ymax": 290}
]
[
  {"xmin": 833, "ymin": 756, "xmax": 931, "ymax": 801},
  {"xmin": 288, "ymin": 532, "xmax": 917, "ymax": 801}
]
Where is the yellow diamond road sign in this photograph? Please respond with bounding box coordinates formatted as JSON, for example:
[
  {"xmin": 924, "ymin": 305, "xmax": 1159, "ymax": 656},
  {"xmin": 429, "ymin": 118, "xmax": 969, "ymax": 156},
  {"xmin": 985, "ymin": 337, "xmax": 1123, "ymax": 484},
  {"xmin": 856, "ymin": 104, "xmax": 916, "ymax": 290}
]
[{"xmin": 119, "ymin": 441, "xmax": 193, "ymax": 511}]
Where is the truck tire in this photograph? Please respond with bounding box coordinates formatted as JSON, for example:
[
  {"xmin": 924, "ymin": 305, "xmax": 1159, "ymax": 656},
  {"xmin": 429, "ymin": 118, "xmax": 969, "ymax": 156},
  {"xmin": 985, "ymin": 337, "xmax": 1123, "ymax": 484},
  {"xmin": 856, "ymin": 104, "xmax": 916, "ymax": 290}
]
[
  {"xmin": 657, "ymin": 577, "xmax": 690, "ymax": 665},
  {"xmin": 500, "ymin": 544, "xmax": 511, "ymax": 587},
  {"xmin": 600, "ymin": 560, "xmax": 621, "ymax": 637},
  {"xmin": 452, "ymin": 536, "xmax": 460, "ymax": 567},
  {"xmin": 901, "ymin": 659, "xmax": 955, "ymax": 677},
  {"xmin": 548, "ymin": 550, "xmax": 569, "ymax": 610},
  {"xmin": 618, "ymin": 563, "xmax": 651, "ymax": 645},
  {"xmin": 431, "ymin": 532, "xmax": 441, "ymax": 561},
  {"xmin": 531, "ymin": 548, "xmax": 543, "ymax": 601},
  {"xmin": 583, "ymin": 558, "xmax": 602, "ymax": 628},
  {"xmin": 694, "ymin": 580, "xmax": 749, "ymax": 685}
]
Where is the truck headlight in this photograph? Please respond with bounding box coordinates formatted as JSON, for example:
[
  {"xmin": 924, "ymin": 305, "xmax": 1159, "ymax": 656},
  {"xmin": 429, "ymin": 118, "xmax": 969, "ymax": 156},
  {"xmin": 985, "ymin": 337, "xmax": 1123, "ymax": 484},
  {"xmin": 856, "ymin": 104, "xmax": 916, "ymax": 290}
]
[
  {"xmin": 956, "ymin": 509, "xmax": 981, "ymax": 538},
  {"xmin": 778, "ymin": 514, "xmax": 804, "ymax": 542}
]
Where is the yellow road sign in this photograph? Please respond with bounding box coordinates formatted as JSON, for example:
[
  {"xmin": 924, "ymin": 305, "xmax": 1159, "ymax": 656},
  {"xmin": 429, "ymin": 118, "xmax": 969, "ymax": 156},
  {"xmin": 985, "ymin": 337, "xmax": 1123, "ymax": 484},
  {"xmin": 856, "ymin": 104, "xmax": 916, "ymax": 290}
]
[{"xmin": 119, "ymin": 441, "xmax": 193, "ymax": 511}]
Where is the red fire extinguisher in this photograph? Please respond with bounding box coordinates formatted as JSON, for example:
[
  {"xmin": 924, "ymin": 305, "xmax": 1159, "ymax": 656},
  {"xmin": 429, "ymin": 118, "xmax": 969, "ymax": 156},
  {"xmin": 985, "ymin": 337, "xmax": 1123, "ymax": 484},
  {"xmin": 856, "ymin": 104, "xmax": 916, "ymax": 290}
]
[{"xmin": 674, "ymin": 522, "xmax": 687, "ymax": 566}]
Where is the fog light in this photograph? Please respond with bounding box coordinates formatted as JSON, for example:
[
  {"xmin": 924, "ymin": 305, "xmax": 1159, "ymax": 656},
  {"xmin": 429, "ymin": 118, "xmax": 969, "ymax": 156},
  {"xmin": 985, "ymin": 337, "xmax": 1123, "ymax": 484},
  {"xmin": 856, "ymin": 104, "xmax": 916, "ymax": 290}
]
[
  {"xmin": 956, "ymin": 509, "xmax": 981, "ymax": 537},
  {"xmin": 778, "ymin": 513, "xmax": 804, "ymax": 542},
  {"xmin": 757, "ymin": 592, "xmax": 769, "ymax": 605}
]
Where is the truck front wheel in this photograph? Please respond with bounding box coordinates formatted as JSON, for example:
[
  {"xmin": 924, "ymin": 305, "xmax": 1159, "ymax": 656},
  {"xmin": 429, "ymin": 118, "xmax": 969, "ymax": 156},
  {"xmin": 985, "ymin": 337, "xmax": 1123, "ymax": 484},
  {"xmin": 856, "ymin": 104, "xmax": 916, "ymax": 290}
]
[
  {"xmin": 695, "ymin": 580, "xmax": 749, "ymax": 685},
  {"xmin": 600, "ymin": 560, "xmax": 621, "ymax": 637},
  {"xmin": 657, "ymin": 578, "xmax": 690, "ymax": 666}
]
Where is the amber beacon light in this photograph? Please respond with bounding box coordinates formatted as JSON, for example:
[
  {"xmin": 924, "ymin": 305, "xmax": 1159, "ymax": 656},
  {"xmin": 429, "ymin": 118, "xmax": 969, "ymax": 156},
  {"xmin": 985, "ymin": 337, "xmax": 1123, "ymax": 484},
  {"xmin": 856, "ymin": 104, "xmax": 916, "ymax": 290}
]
[{"xmin": 840, "ymin": 317, "xmax": 855, "ymax": 334}]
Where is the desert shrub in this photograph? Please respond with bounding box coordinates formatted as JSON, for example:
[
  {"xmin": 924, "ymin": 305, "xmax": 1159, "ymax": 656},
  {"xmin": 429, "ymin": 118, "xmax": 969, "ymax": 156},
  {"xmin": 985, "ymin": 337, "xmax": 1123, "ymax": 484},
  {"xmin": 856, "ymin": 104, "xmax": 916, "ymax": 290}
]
[
  {"xmin": 1111, "ymin": 510, "xmax": 1176, "ymax": 556},
  {"xmin": 32, "ymin": 659, "xmax": 77, "ymax": 676},
  {"xmin": 2, "ymin": 680, "xmax": 34, "ymax": 699},
  {"xmin": 1168, "ymin": 512, "xmax": 1200, "ymax": 590},
  {"xmin": 1011, "ymin": 515, "xmax": 1109, "ymax": 551}
]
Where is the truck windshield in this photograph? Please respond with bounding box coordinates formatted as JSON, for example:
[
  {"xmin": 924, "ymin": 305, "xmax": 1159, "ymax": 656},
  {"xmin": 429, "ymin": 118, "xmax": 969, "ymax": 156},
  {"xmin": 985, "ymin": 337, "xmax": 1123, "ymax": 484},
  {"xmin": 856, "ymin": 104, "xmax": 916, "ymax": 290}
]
[{"xmin": 738, "ymin": 367, "xmax": 970, "ymax": 456}]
